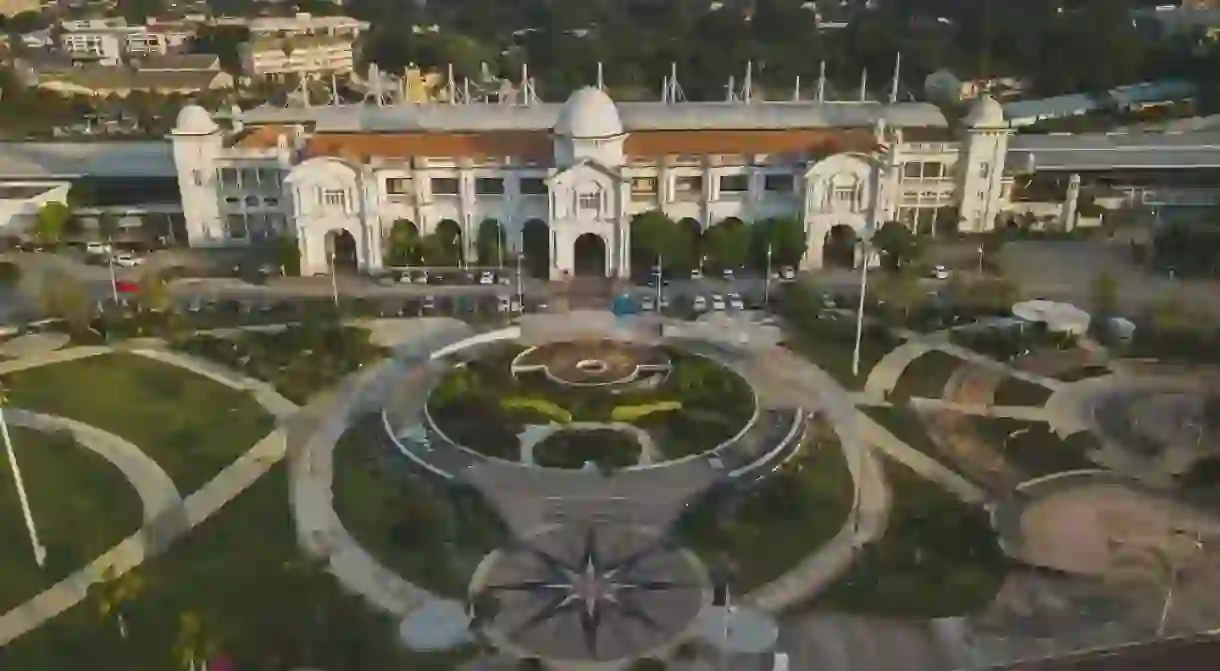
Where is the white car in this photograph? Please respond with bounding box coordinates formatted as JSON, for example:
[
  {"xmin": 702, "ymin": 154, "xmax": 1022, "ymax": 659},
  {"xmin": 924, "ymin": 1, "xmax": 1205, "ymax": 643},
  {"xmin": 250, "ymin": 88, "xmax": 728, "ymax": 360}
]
[
  {"xmin": 496, "ymin": 295, "xmax": 511, "ymax": 312},
  {"xmin": 780, "ymin": 266, "xmax": 796, "ymax": 282},
  {"xmin": 397, "ymin": 272, "xmax": 413, "ymax": 284},
  {"xmin": 931, "ymin": 265, "xmax": 950, "ymax": 280},
  {"xmin": 722, "ymin": 268, "xmax": 735, "ymax": 281},
  {"xmin": 113, "ymin": 253, "xmax": 143, "ymax": 267},
  {"xmin": 690, "ymin": 268, "xmax": 703, "ymax": 280},
  {"xmin": 711, "ymin": 293, "xmax": 726, "ymax": 310},
  {"xmin": 727, "ymin": 293, "xmax": 744, "ymax": 310},
  {"xmin": 660, "ymin": 295, "xmax": 671, "ymax": 310},
  {"xmin": 85, "ymin": 242, "xmax": 111, "ymax": 255},
  {"xmin": 641, "ymin": 295, "xmax": 656, "ymax": 311},
  {"xmin": 692, "ymin": 295, "xmax": 708, "ymax": 312},
  {"xmin": 479, "ymin": 271, "xmax": 495, "ymax": 285}
]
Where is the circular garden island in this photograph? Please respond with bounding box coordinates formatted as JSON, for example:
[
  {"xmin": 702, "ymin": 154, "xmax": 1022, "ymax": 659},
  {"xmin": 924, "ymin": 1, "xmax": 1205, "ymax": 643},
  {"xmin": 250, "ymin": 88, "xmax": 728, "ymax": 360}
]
[{"xmin": 425, "ymin": 338, "xmax": 756, "ymax": 469}]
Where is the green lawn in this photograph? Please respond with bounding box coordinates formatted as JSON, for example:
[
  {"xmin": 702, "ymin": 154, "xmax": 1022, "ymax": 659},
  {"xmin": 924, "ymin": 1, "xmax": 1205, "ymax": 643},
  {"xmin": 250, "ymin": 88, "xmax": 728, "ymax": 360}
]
[
  {"xmin": 991, "ymin": 376, "xmax": 1053, "ymax": 407},
  {"xmin": 775, "ymin": 286, "xmax": 903, "ymax": 389},
  {"xmin": 889, "ymin": 351, "xmax": 963, "ymax": 402},
  {"xmin": 971, "ymin": 417, "xmax": 1098, "ymax": 479},
  {"xmin": 0, "ymin": 466, "xmax": 479, "ymax": 670},
  {"xmin": 333, "ymin": 417, "xmax": 509, "ymax": 597},
  {"xmin": 673, "ymin": 421, "xmax": 853, "ymax": 592},
  {"xmin": 862, "ymin": 405, "xmax": 957, "ymax": 472},
  {"xmin": 1, "ymin": 353, "xmax": 275, "ymax": 494},
  {"xmin": 812, "ymin": 457, "xmax": 1009, "ymax": 618},
  {"xmin": 0, "ymin": 426, "xmax": 143, "ymax": 613}
]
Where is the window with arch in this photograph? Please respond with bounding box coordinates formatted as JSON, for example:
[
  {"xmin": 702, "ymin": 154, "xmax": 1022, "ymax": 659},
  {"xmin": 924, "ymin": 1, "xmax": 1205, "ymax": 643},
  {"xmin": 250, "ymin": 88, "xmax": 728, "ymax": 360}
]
[{"xmin": 322, "ymin": 189, "xmax": 347, "ymax": 209}]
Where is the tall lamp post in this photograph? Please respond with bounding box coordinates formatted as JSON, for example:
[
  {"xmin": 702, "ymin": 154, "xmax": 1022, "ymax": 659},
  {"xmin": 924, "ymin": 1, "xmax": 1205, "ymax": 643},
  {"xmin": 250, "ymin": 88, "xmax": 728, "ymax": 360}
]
[
  {"xmin": 516, "ymin": 233, "xmax": 525, "ymax": 307},
  {"xmin": 764, "ymin": 243, "xmax": 773, "ymax": 306},
  {"xmin": 851, "ymin": 153, "xmax": 894, "ymax": 379},
  {"xmin": 107, "ymin": 237, "xmax": 119, "ymax": 304},
  {"xmin": 0, "ymin": 385, "xmax": 46, "ymax": 567},
  {"xmin": 329, "ymin": 252, "xmax": 339, "ymax": 309}
]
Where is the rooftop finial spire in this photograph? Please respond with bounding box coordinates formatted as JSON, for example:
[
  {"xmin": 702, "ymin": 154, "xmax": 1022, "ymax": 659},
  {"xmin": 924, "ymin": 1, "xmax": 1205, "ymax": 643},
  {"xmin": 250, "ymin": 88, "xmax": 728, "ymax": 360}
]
[
  {"xmin": 859, "ymin": 69, "xmax": 868, "ymax": 102},
  {"xmin": 596, "ymin": 62, "xmax": 604, "ymax": 91},
  {"xmin": 889, "ymin": 51, "xmax": 901, "ymax": 105},
  {"xmin": 817, "ymin": 61, "xmax": 826, "ymax": 102}
]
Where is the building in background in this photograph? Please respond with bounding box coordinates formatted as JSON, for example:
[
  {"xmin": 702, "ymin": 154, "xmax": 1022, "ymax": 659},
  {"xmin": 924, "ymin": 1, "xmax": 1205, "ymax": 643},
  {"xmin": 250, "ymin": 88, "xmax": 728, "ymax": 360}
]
[
  {"xmin": 0, "ymin": 0, "xmax": 39, "ymax": 17},
  {"xmin": 241, "ymin": 34, "xmax": 356, "ymax": 79},
  {"xmin": 57, "ymin": 18, "xmax": 197, "ymax": 64},
  {"xmin": 246, "ymin": 13, "xmax": 368, "ymax": 39}
]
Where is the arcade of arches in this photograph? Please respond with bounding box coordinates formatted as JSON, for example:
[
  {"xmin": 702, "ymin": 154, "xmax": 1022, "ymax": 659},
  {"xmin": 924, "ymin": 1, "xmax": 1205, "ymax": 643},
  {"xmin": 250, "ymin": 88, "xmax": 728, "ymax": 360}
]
[
  {"xmin": 573, "ymin": 233, "xmax": 608, "ymax": 277},
  {"xmin": 522, "ymin": 218, "xmax": 551, "ymax": 278}
]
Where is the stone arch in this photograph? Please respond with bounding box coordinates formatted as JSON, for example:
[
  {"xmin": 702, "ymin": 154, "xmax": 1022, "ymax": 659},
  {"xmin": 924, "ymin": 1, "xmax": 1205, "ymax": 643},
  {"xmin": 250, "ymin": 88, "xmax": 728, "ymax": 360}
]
[
  {"xmin": 476, "ymin": 218, "xmax": 506, "ymax": 267},
  {"xmin": 573, "ymin": 232, "xmax": 608, "ymax": 277},
  {"xmin": 522, "ymin": 218, "xmax": 550, "ymax": 278},
  {"xmin": 823, "ymin": 224, "xmax": 858, "ymax": 269},
  {"xmin": 325, "ymin": 228, "xmax": 358, "ymax": 272}
]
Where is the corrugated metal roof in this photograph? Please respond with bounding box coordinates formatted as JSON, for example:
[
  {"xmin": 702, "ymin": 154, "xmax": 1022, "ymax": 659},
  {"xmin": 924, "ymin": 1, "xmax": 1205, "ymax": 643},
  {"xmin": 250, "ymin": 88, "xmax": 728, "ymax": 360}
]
[
  {"xmin": 238, "ymin": 100, "xmax": 949, "ymax": 132},
  {"xmin": 1007, "ymin": 132, "xmax": 1220, "ymax": 171},
  {"xmin": 1109, "ymin": 80, "xmax": 1198, "ymax": 107},
  {"xmin": 1002, "ymin": 94, "xmax": 1101, "ymax": 120},
  {"xmin": 0, "ymin": 142, "xmax": 176, "ymax": 178}
]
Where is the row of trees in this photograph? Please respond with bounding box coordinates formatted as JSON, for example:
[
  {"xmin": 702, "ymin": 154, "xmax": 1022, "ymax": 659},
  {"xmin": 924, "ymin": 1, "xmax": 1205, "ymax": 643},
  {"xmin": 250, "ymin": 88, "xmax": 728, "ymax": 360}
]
[{"xmin": 27, "ymin": 202, "xmax": 178, "ymax": 247}]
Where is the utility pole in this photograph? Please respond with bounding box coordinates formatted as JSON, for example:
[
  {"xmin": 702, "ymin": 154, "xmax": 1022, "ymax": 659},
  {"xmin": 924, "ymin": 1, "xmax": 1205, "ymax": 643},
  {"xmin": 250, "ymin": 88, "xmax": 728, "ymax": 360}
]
[
  {"xmin": 516, "ymin": 234, "xmax": 524, "ymax": 308},
  {"xmin": 107, "ymin": 237, "xmax": 118, "ymax": 304},
  {"xmin": 764, "ymin": 243, "xmax": 773, "ymax": 306},
  {"xmin": 0, "ymin": 385, "xmax": 46, "ymax": 567},
  {"xmin": 329, "ymin": 252, "xmax": 339, "ymax": 309},
  {"xmin": 655, "ymin": 253, "xmax": 663, "ymax": 310}
]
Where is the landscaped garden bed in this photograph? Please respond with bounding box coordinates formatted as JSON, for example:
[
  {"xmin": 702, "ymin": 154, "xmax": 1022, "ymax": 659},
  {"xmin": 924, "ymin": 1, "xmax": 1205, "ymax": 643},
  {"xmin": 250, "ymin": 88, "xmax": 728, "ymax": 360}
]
[
  {"xmin": 171, "ymin": 321, "xmax": 389, "ymax": 404},
  {"xmin": 889, "ymin": 350, "xmax": 962, "ymax": 402},
  {"xmin": 332, "ymin": 416, "xmax": 509, "ymax": 597},
  {"xmin": 531, "ymin": 429, "xmax": 641, "ymax": 470},
  {"xmin": 970, "ymin": 417, "xmax": 1098, "ymax": 479},
  {"xmin": 811, "ymin": 457, "xmax": 1009, "ymax": 617},
  {"xmin": 991, "ymin": 376, "xmax": 1054, "ymax": 407},
  {"xmin": 1, "ymin": 352, "xmax": 273, "ymax": 493},
  {"xmin": 427, "ymin": 340, "xmax": 754, "ymax": 462},
  {"xmin": 0, "ymin": 426, "xmax": 143, "ymax": 612},
  {"xmin": 673, "ymin": 419, "xmax": 853, "ymax": 592}
]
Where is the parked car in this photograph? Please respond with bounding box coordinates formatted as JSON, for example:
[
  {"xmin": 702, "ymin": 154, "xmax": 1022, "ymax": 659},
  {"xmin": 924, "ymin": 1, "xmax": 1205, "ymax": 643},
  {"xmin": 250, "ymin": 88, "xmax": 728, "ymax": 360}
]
[
  {"xmin": 85, "ymin": 242, "xmax": 111, "ymax": 255},
  {"xmin": 722, "ymin": 268, "xmax": 735, "ymax": 281},
  {"xmin": 479, "ymin": 271, "xmax": 495, "ymax": 285},
  {"xmin": 690, "ymin": 268, "xmax": 703, "ymax": 280},
  {"xmin": 693, "ymin": 295, "xmax": 708, "ymax": 312},
  {"xmin": 930, "ymin": 265, "xmax": 950, "ymax": 280},
  {"xmin": 728, "ymin": 293, "xmax": 745, "ymax": 310},
  {"xmin": 711, "ymin": 293, "xmax": 726, "ymax": 310},
  {"xmin": 780, "ymin": 266, "xmax": 796, "ymax": 282},
  {"xmin": 641, "ymin": 295, "xmax": 656, "ymax": 311},
  {"xmin": 423, "ymin": 295, "xmax": 437, "ymax": 311},
  {"xmin": 113, "ymin": 253, "xmax": 144, "ymax": 267}
]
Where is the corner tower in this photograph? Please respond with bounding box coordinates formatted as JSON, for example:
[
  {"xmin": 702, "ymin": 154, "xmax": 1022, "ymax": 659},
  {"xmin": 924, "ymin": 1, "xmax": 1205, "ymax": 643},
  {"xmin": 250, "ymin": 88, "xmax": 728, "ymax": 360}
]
[
  {"xmin": 957, "ymin": 95, "xmax": 1012, "ymax": 233},
  {"xmin": 170, "ymin": 105, "xmax": 224, "ymax": 245}
]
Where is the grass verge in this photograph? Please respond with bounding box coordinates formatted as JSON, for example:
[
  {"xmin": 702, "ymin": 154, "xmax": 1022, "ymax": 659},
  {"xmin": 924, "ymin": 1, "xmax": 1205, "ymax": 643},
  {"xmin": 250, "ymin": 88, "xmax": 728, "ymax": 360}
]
[
  {"xmin": 971, "ymin": 418, "xmax": 1098, "ymax": 479},
  {"xmin": 889, "ymin": 350, "xmax": 963, "ymax": 402},
  {"xmin": 992, "ymin": 376, "xmax": 1054, "ymax": 407}
]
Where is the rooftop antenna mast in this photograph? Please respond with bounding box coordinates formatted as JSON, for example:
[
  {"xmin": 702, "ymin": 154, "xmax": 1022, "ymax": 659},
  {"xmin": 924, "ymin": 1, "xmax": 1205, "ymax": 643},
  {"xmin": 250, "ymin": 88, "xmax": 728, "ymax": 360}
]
[
  {"xmin": 447, "ymin": 63, "xmax": 456, "ymax": 104},
  {"xmin": 329, "ymin": 73, "xmax": 341, "ymax": 106},
  {"xmin": 519, "ymin": 63, "xmax": 539, "ymax": 105},
  {"xmin": 367, "ymin": 63, "xmax": 383, "ymax": 107},
  {"xmin": 817, "ymin": 60, "xmax": 826, "ymax": 102},
  {"xmin": 664, "ymin": 62, "xmax": 685, "ymax": 103},
  {"xmin": 596, "ymin": 62, "xmax": 604, "ymax": 91},
  {"xmin": 726, "ymin": 74, "xmax": 737, "ymax": 102},
  {"xmin": 463, "ymin": 76, "xmax": 472, "ymax": 104},
  {"xmin": 888, "ymin": 51, "xmax": 901, "ymax": 105},
  {"xmin": 742, "ymin": 61, "xmax": 753, "ymax": 103},
  {"xmin": 660, "ymin": 74, "xmax": 669, "ymax": 102},
  {"xmin": 792, "ymin": 75, "xmax": 801, "ymax": 101},
  {"xmin": 859, "ymin": 69, "xmax": 868, "ymax": 101}
]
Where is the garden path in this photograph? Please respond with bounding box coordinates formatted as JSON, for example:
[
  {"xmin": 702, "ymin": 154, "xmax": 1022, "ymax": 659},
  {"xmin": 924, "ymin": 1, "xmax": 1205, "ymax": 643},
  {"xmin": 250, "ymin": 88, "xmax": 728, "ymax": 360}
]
[{"xmin": 0, "ymin": 344, "xmax": 296, "ymax": 647}]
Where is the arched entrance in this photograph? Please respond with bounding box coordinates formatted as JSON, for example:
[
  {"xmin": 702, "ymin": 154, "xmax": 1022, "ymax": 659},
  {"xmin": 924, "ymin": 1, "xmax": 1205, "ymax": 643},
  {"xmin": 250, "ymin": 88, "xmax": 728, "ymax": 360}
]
[
  {"xmin": 434, "ymin": 219, "xmax": 463, "ymax": 267},
  {"xmin": 325, "ymin": 229, "xmax": 358, "ymax": 272},
  {"xmin": 573, "ymin": 233, "xmax": 607, "ymax": 277},
  {"xmin": 522, "ymin": 218, "xmax": 550, "ymax": 278},
  {"xmin": 823, "ymin": 224, "xmax": 857, "ymax": 269}
]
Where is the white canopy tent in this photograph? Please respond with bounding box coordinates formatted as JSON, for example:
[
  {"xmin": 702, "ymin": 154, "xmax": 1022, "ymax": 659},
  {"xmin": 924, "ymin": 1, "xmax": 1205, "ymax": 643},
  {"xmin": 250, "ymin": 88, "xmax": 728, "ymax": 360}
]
[{"xmin": 1011, "ymin": 300, "xmax": 1092, "ymax": 336}]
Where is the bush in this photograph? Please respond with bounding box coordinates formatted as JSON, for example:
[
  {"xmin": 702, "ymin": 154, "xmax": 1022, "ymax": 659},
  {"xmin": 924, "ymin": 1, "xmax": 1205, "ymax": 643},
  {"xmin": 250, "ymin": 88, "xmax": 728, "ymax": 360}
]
[
  {"xmin": 501, "ymin": 397, "xmax": 572, "ymax": 423},
  {"xmin": 610, "ymin": 400, "xmax": 682, "ymax": 422}
]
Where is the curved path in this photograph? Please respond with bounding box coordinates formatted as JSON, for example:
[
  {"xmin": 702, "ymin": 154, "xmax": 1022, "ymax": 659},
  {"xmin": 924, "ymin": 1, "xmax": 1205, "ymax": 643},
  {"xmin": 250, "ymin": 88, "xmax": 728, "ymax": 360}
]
[
  {"xmin": 5, "ymin": 408, "xmax": 182, "ymax": 525},
  {"xmin": 0, "ymin": 344, "xmax": 296, "ymax": 646}
]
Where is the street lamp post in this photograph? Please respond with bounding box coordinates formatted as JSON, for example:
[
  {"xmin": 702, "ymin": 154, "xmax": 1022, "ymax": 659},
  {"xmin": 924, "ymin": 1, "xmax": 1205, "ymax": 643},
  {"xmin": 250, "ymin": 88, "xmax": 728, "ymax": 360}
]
[
  {"xmin": 656, "ymin": 254, "xmax": 664, "ymax": 310},
  {"xmin": 329, "ymin": 252, "xmax": 339, "ymax": 309},
  {"xmin": 764, "ymin": 244, "xmax": 773, "ymax": 306},
  {"xmin": 107, "ymin": 237, "xmax": 119, "ymax": 304},
  {"xmin": 977, "ymin": 246, "xmax": 984, "ymax": 274},
  {"xmin": 0, "ymin": 386, "xmax": 46, "ymax": 567},
  {"xmin": 851, "ymin": 237, "xmax": 871, "ymax": 378},
  {"xmin": 516, "ymin": 233, "xmax": 525, "ymax": 306}
]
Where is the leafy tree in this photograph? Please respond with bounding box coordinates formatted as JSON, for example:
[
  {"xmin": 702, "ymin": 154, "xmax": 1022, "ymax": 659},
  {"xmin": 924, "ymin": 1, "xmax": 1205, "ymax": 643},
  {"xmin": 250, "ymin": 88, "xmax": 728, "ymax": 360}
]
[
  {"xmin": 750, "ymin": 216, "xmax": 806, "ymax": 268},
  {"xmin": 476, "ymin": 219, "xmax": 506, "ymax": 266},
  {"xmin": 871, "ymin": 221, "xmax": 922, "ymax": 270},
  {"xmin": 0, "ymin": 261, "xmax": 20, "ymax": 286},
  {"xmin": 421, "ymin": 232, "xmax": 458, "ymax": 266},
  {"xmin": 38, "ymin": 273, "xmax": 93, "ymax": 334},
  {"xmin": 629, "ymin": 210, "xmax": 693, "ymax": 271},
  {"xmin": 136, "ymin": 269, "xmax": 170, "ymax": 313},
  {"xmin": 703, "ymin": 218, "xmax": 750, "ymax": 270},
  {"xmin": 385, "ymin": 220, "xmax": 421, "ymax": 266},
  {"xmin": 88, "ymin": 564, "xmax": 146, "ymax": 640},
  {"xmin": 32, "ymin": 201, "xmax": 71, "ymax": 243}
]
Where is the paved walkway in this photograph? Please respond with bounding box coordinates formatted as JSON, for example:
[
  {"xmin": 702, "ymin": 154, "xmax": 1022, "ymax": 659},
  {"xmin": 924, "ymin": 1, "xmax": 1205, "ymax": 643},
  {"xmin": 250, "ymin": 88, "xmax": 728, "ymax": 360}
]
[{"xmin": 0, "ymin": 343, "xmax": 297, "ymax": 647}]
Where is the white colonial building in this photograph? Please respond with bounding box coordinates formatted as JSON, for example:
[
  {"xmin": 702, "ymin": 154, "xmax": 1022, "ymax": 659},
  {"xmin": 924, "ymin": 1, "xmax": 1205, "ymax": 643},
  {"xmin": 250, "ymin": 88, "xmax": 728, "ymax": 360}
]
[{"xmin": 169, "ymin": 88, "xmax": 1014, "ymax": 278}]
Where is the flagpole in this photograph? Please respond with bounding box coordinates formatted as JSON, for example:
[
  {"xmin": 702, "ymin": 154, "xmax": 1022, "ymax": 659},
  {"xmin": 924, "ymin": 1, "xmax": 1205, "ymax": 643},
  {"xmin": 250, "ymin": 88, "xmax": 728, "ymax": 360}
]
[{"xmin": 0, "ymin": 387, "xmax": 46, "ymax": 567}]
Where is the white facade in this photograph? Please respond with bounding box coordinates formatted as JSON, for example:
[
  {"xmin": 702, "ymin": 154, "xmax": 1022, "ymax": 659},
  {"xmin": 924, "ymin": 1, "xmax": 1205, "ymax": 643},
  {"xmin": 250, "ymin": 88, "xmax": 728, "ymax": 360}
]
[
  {"xmin": 170, "ymin": 92, "xmax": 1010, "ymax": 278},
  {"xmin": 241, "ymin": 36, "xmax": 356, "ymax": 78},
  {"xmin": 247, "ymin": 13, "xmax": 368, "ymax": 39},
  {"xmin": 58, "ymin": 19, "xmax": 185, "ymax": 63}
]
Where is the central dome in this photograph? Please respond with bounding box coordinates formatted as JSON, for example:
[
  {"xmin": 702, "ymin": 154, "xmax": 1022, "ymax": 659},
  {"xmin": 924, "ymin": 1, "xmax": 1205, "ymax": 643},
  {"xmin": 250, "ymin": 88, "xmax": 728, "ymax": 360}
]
[
  {"xmin": 963, "ymin": 94, "xmax": 1005, "ymax": 128},
  {"xmin": 555, "ymin": 87, "xmax": 624, "ymax": 139}
]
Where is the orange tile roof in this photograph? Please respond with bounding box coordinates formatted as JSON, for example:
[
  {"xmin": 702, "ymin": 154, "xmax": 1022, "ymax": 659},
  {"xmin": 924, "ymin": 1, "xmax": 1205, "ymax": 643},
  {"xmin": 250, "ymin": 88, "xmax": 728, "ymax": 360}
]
[{"xmin": 237, "ymin": 127, "xmax": 886, "ymax": 162}]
